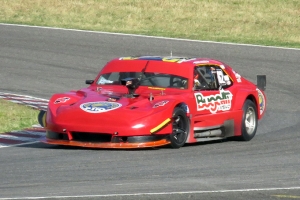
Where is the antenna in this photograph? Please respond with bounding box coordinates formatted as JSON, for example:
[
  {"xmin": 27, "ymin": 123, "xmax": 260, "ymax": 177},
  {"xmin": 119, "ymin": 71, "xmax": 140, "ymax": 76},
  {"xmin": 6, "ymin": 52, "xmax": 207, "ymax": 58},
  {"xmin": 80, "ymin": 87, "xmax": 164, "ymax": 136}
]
[{"xmin": 170, "ymin": 51, "xmax": 172, "ymax": 57}]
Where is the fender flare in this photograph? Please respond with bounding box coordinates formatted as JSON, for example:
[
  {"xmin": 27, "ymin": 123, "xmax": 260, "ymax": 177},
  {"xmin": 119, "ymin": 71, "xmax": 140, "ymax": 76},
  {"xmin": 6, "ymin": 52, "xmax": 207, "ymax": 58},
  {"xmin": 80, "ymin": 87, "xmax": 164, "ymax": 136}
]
[{"xmin": 232, "ymin": 89, "xmax": 258, "ymax": 113}]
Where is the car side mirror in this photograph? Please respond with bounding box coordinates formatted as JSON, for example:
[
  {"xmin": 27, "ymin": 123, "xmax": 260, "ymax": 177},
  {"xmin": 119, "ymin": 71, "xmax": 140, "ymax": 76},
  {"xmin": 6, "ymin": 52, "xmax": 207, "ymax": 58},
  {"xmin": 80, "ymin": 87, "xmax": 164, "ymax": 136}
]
[{"xmin": 85, "ymin": 80, "xmax": 94, "ymax": 84}]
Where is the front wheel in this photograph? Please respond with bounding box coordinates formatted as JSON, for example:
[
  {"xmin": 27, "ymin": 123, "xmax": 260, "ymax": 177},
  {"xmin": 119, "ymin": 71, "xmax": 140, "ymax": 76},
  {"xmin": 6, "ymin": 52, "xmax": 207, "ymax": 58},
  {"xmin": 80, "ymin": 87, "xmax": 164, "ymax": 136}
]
[
  {"xmin": 38, "ymin": 110, "xmax": 47, "ymax": 127},
  {"xmin": 239, "ymin": 100, "xmax": 258, "ymax": 141},
  {"xmin": 169, "ymin": 107, "xmax": 189, "ymax": 148}
]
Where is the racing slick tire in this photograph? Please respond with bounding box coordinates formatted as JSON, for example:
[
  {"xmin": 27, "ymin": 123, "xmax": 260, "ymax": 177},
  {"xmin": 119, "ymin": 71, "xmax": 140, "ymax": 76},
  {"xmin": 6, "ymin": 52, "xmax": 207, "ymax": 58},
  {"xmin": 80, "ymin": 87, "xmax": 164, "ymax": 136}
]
[
  {"xmin": 38, "ymin": 110, "xmax": 47, "ymax": 127},
  {"xmin": 239, "ymin": 100, "xmax": 258, "ymax": 141},
  {"xmin": 169, "ymin": 107, "xmax": 189, "ymax": 148}
]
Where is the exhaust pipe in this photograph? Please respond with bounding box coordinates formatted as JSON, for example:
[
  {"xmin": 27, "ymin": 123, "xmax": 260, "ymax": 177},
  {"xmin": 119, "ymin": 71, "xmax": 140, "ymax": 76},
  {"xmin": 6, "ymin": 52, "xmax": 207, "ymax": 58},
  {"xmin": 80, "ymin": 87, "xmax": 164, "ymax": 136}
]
[{"xmin": 194, "ymin": 129, "xmax": 222, "ymax": 138}]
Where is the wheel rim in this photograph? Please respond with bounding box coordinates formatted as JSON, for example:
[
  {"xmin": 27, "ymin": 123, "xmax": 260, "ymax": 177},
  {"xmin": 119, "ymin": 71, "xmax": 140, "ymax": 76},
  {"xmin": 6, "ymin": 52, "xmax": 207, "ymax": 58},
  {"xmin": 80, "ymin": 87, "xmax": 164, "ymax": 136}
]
[
  {"xmin": 245, "ymin": 107, "xmax": 256, "ymax": 134},
  {"xmin": 172, "ymin": 115, "xmax": 187, "ymax": 144}
]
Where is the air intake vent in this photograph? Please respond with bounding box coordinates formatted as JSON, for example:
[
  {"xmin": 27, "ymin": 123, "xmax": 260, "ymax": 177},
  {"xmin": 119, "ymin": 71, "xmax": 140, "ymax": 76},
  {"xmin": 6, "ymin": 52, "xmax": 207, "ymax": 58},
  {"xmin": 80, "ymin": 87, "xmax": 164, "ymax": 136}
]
[{"xmin": 71, "ymin": 132, "xmax": 112, "ymax": 142}]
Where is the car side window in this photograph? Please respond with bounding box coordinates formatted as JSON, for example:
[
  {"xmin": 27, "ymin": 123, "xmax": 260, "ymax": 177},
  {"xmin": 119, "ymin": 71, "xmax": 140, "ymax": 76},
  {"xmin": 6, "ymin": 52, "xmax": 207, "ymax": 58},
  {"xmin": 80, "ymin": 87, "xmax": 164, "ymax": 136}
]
[
  {"xmin": 194, "ymin": 66, "xmax": 217, "ymax": 90},
  {"xmin": 212, "ymin": 67, "xmax": 232, "ymax": 89},
  {"xmin": 194, "ymin": 65, "xmax": 232, "ymax": 90}
]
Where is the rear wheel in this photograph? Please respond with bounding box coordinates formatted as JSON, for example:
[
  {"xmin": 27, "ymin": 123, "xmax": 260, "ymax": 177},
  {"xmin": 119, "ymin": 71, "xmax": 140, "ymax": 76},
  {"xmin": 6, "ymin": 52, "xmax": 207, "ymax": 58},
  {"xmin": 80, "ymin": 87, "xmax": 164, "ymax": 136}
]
[
  {"xmin": 239, "ymin": 100, "xmax": 257, "ymax": 141},
  {"xmin": 169, "ymin": 107, "xmax": 189, "ymax": 148}
]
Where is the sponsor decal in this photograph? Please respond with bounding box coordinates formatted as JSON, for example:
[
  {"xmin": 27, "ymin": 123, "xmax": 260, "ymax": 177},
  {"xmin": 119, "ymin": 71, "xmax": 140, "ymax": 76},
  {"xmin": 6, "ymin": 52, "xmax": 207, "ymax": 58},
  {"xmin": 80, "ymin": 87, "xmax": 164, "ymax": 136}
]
[
  {"xmin": 107, "ymin": 97, "xmax": 117, "ymax": 102},
  {"xmin": 177, "ymin": 58, "xmax": 196, "ymax": 63},
  {"xmin": 232, "ymin": 70, "xmax": 242, "ymax": 82},
  {"xmin": 119, "ymin": 57, "xmax": 135, "ymax": 60},
  {"xmin": 153, "ymin": 100, "xmax": 169, "ymax": 108},
  {"xmin": 193, "ymin": 60, "xmax": 209, "ymax": 64},
  {"xmin": 80, "ymin": 101, "xmax": 121, "ymax": 113},
  {"xmin": 97, "ymin": 87, "xmax": 102, "ymax": 91},
  {"xmin": 257, "ymin": 89, "xmax": 265, "ymax": 115},
  {"xmin": 195, "ymin": 91, "xmax": 233, "ymax": 113},
  {"xmin": 162, "ymin": 57, "xmax": 184, "ymax": 62},
  {"xmin": 54, "ymin": 97, "xmax": 70, "ymax": 104},
  {"xmin": 162, "ymin": 57, "xmax": 195, "ymax": 63}
]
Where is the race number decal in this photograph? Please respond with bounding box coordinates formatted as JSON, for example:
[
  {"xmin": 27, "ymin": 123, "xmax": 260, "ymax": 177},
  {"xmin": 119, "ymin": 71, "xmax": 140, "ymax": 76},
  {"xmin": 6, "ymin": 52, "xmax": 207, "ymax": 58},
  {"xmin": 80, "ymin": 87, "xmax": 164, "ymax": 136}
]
[{"xmin": 194, "ymin": 91, "xmax": 233, "ymax": 113}]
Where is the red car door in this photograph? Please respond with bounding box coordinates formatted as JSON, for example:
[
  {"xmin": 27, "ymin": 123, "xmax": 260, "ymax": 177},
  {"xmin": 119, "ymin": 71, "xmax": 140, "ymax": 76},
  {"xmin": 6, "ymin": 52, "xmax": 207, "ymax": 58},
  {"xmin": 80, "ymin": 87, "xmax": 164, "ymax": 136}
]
[{"xmin": 192, "ymin": 65, "xmax": 235, "ymax": 129}]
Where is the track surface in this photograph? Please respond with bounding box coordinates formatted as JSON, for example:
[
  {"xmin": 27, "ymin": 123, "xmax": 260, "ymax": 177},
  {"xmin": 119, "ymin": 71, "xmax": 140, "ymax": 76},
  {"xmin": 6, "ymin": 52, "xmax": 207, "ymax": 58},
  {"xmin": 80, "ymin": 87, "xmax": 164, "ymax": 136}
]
[{"xmin": 0, "ymin": 24, "xmax": 300, "ymax": 199}]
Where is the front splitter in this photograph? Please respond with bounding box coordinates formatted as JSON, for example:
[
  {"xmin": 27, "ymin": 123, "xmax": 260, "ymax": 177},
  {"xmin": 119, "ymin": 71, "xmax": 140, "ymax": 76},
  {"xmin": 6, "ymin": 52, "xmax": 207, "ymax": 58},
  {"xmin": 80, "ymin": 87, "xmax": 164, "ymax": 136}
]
[{"xmin": 41, "ymin": 138, "xmax": 170, "ymax": 149}]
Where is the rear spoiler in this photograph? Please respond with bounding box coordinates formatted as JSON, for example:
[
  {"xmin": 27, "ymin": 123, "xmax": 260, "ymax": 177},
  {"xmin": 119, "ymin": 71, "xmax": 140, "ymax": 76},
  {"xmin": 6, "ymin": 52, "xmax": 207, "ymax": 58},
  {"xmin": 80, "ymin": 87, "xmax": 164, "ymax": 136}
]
[{"xmin": 257, "ymin": 75, "xmax": 266, "ymax": 91}]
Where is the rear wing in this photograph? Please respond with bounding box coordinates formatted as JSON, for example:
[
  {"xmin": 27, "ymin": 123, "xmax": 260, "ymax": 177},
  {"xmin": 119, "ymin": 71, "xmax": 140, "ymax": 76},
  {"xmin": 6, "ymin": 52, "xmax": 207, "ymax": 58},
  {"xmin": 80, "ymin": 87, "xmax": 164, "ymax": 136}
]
[{"xmin": 257, "ymin": 75, "xmax": 266, "ymax": 91}]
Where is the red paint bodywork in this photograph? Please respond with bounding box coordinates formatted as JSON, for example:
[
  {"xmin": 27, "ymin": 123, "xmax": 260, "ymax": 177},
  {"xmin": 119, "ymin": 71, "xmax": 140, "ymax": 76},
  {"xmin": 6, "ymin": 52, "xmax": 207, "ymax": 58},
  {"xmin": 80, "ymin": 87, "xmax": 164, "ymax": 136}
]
[{"xmin": 42, "ymin": 57, "xmax": 266, "ymax": 148}]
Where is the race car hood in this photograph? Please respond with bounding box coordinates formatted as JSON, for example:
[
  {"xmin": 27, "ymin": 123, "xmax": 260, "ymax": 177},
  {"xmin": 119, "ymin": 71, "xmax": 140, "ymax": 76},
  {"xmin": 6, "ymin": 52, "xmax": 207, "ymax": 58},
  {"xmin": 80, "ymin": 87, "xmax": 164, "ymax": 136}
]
[{"xmin": 46, "ymin": 87, "xmax": 184, "ymax": 135}]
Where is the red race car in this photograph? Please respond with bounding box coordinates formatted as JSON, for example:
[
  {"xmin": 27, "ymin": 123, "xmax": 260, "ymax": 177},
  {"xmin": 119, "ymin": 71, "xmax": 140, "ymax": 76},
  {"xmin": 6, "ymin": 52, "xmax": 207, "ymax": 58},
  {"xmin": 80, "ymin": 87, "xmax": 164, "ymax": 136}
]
[{"xmin": 39, "ymin": 56, "xmax": 266, "ymax": 149}]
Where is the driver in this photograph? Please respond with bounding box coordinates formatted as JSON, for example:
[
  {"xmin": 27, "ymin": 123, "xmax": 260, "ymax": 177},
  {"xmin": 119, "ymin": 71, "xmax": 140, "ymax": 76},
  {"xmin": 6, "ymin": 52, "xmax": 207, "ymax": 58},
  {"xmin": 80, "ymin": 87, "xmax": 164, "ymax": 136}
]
[
  {"xmin": 194, "ymin": 73, "xmax": 201, "ymax": 87},
  {"xmin": 193, "ymin": 68, "xmax": 205, "ymax": 87}
]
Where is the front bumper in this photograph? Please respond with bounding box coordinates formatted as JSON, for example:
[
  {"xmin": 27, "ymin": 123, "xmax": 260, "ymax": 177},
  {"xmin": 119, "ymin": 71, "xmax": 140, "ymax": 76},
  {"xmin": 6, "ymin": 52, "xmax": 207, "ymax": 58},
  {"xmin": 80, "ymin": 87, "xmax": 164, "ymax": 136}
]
[{"xmin": 41, "ymin": 131, "xmax": 171, "ymax": 149}]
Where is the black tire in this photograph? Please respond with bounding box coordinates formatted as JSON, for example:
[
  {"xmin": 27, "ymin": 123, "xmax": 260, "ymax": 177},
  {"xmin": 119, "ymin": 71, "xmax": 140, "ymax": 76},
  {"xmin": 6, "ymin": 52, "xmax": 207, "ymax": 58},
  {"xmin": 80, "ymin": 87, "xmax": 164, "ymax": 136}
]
[
  {"xmin": 38, "ymin": 110, "xmax": 46, "ymax": 127},
  {"xmin": 169, "ymin": 107, "xmax": 189, "ymax": 148},
  {"xmin": 239, "ymin": 100, "xmax": 258, "ymax": 141}
]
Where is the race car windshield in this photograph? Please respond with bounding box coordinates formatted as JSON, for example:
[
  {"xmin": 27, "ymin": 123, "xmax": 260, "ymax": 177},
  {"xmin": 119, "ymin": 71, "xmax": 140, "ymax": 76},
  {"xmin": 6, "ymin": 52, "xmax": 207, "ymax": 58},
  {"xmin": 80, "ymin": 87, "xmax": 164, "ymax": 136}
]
[{"xmin": 97, "ymin": 72, "xmax": 188, "ymax": 89}]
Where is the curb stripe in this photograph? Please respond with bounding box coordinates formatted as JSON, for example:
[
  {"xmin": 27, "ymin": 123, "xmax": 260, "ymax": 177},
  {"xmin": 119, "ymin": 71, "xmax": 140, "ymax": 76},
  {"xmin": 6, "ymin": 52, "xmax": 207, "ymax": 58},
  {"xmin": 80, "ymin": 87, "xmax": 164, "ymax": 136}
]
[
  {"xmin": 15, "ymin": 130, "xmax": 46, "ymax": 136},
  {"xmin": 0, "ymin": 92, "xmax": 49, "ymax": 111},
  {"xmin": 0, "ymin": 141, "xmax": 40, "ymax": 149},
  {"xmin": 0, "ymin": 134, "xmax": 40, "ymax": 142},
  {"xmin": 0, "ymin": 92, "xmax": 49, "ymax": 101},
  {"xmin": 0, "ymin": 143, "xmax": 11, "ymax": 147},
  {"xmin": 0, "ymin": 138, "xmax": 25, "ymax": 145},
  {"xmin": 6, "ymin": 132, "xmax": 42, "ymax": 139}
]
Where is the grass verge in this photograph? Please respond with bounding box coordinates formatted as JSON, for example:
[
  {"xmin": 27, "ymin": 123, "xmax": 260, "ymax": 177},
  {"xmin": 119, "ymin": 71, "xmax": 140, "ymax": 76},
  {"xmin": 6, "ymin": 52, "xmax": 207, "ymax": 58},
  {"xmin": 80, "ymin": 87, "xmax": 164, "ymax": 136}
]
[{"xmin": 0, "ymin": 99, "xmax": 39, "ymax": 133}]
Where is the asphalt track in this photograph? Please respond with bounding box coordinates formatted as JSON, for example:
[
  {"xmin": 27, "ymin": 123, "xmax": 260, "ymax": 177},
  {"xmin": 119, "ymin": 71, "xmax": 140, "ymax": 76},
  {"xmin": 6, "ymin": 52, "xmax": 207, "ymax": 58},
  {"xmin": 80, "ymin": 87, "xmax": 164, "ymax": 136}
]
[{"xmin": 0, "ymin": 23, "xmax": 300, "ymax": 200}]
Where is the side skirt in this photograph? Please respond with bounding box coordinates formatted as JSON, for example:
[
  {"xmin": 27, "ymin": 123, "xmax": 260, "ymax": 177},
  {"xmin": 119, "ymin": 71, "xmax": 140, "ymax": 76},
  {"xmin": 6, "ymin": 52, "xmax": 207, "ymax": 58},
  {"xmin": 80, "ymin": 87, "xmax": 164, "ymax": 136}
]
[{"xmin": 193, "ymin": 119, "xmax": 234, "ymax": 142}]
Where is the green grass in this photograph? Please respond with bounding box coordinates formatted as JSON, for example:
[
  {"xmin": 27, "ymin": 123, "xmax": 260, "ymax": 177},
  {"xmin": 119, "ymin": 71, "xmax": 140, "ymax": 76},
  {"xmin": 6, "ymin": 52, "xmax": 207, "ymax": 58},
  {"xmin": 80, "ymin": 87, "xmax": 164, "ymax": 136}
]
[
  {"xmin": 0, "ymin": 99, "xmax": 39, "ymax": 133},
  {"xmin": 1, "ymin": 0, "xmax": 300, "ymax": 48}
]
